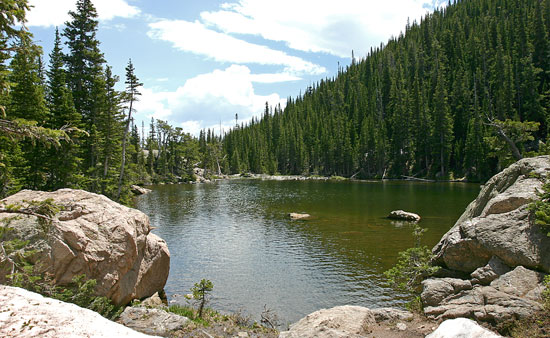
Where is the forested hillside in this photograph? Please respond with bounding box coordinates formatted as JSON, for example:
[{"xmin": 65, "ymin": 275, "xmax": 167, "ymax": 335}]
[
  {"xmin": 0, "ymin": 0, "xmax": 201, "ymax": 202},
  {"xmin": 222, "ymin": 0, "xmax": 550, "ymax": 181}
]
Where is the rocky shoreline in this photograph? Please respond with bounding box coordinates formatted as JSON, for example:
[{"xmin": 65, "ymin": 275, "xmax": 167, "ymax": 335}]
[{"xmin": 1, "ymin": 157, "xmax": 549, "ymax": 337}]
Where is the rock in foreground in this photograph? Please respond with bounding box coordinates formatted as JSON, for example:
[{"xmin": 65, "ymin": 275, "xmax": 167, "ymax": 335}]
[
  {"xmin": 432, "ymin": 156, "xmax": 550, "ymax": 273},
  {"xmin": 279, "ymin": 305, "xmax": 375, "ymax": 338},
  {"xmin": 279, "ymin": 305, "xmax": 419, "ymax": 338},
  {"xmin": 0, "ymin": 189, "xmax": 170, "ymax": 306},
  {"xmin": 426, "ymin": 318, "xmax": 501, "ymax": 338},
  {"xmin": 118, "ymin": 307, "xmax": 190, "ymax": 336},
  {"xmin": 423, "ymin": 156, "xmax": 550, "ymax": 326},
  {"xmin": 388, "ymin": 210, "xmax": 421, "ymax": 222},
  {"xmin": 0, "ymin": 285, "xmax": 158, "ymax": 338},
  {"xmin": 422, "ymin": 266, "xmax": 544, "ymax": 324}
]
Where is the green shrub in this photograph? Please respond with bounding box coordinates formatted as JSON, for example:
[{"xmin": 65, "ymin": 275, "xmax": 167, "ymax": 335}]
[
  {"xmin": 529, "ymin": 181, "xmax": 550, "ymax": 237},
  {"xmin": 384, "ymin": 224, "xmax": 439, "ymax": 309}
]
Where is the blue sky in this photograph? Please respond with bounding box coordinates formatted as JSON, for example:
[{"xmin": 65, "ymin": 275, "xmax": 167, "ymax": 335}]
[{"xmin": 27, "ymin": 0, "xmax": 446, "ymax": 136}]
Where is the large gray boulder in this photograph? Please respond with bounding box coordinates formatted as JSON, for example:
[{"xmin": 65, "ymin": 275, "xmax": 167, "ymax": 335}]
[
  {"xmin": 0, "ymin": 189, "xmax": 170, "ymax": 306},
  {"xmin": 432, "ymin": 156, "xmax": 550, "ymax": 273},
  {"xmin": 0, "ymin": 285, "xmax": 159, "ymax": 338}
]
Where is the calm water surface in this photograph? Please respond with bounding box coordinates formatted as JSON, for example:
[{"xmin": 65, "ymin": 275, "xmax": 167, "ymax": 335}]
[{"xmin": 135, "ymin": 179, "xmax": 479, "ymax": 324}]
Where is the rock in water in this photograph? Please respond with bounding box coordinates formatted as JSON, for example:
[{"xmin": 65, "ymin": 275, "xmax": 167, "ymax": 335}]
[
  {"xmin": 0, "ymin": 189, "xmax": 170, "ymax": 306},
  {"xmin": 0, "ymin": 285, "xmax": 159, "ymax": 338},
  {"xmin": 426, "ymin": 318, "xmax": 501, "ymax": 338},
  {"xmin": 388, "ymin": 210, "xmax": 421, "ymax": 222},
  {"xmin": 131, "ymin": 185, "xmax": 152, "ymax": 195},
  {"xmin": 432, "ymin": 156, "xmax": 550, "ymax": 273},
  {"xmin": 289, "ymin": 213, "xmax": 310, "ymax": 220}
]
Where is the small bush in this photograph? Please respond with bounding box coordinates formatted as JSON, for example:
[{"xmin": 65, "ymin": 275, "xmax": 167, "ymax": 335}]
[
  {"xmin": 384, "ymin": 223, "xmax": 439, "ymax": 310},
  {"xmin": 529, "ymin": 182, "xmax": 550, "ymax": 237}
]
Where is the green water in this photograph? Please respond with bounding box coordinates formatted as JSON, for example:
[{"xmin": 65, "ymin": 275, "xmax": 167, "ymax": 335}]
[{"xmin": 135, "ymin": 179, "xmax": 479, "ymax": 324}]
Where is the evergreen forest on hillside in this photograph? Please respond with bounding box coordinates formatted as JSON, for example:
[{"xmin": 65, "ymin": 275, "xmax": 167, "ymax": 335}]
[
  {"xmin": 2, "ymin": 0, "xmax": 550, "ymax": 204},
  {"xmin": 222, "ymin": 0, "xmax": 550, "ymax": 181}
]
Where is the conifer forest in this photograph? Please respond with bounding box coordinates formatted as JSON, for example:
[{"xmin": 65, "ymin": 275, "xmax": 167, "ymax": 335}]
[{"xmin": 2, "ymin": 0, "xmax": 550, "ymax": 203}]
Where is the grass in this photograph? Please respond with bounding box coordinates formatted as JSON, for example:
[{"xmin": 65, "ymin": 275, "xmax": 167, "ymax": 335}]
[{"xmin": 167, "ymin": 305, "xmax": 227, "ymax": 327}]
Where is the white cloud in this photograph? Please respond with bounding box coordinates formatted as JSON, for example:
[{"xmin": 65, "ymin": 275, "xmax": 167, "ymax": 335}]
[
  {"xmin": 201, "ymin": 0, "xmax": 446, "ymax": 58},
  {"xmin": 134, "ymin": 65, "xmax": 287, "ymax": 136},
  {"xmin": 147, "ymin": 19, "xmax": 326, "ymax": 75},
  {"xmin": 27, "ymin": 0, "xmax": 140, "ymax": 27}
]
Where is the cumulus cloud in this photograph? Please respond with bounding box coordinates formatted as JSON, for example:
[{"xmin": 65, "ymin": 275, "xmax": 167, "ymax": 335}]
[
  {"xmin": 134, "ymin": 65, "xmax": 287, "ymax": 136},
  {"xmin": 27, "ymin": 0, "xmax": 140, "ymax": 27},
  {"xmin": 147, "ymin": 19, "xmax": 326, "ymax": 75},
  {"xmin": 201, "ymin": 0, "xmax": 447, "ymax": 58}
]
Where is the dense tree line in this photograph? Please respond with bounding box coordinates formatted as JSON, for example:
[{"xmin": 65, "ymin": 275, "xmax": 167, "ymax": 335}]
[
  {"xmin": 0, "ymin": 0, "xmax": 200, "ymax": 202},
  {"xmin": 223, "ymin": 0, "xmax": 550, "ymax": 181}
]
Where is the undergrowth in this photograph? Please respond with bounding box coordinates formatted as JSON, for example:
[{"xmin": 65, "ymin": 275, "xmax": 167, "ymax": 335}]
[{"xmin": 384, "ymin": 223, "xmax": 440, "ymax": 312}]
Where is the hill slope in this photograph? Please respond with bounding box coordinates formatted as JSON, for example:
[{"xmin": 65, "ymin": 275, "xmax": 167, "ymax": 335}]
[{"xmin": 222, "ymin": 0, "xmax": 550, "ymax": 181}]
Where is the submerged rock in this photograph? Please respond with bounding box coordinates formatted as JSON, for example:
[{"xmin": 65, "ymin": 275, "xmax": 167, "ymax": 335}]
[
  {"xmin": 0, "ymin": 189, "xmax": 170, "ymax": 306},
  {"xmin": 131, "ymin": 185, "xmax": 152, "ymax": 195},
  {"xmin": 0, "ymin": 285, "xmax": 158, "ymax": 338},
  {"xmin": 388, "ymin": 210, "xmax": 421, "ymax": 222},
  {"xmin": 289, "ymin": 213, "xmax": 310, "ymax": 220}
]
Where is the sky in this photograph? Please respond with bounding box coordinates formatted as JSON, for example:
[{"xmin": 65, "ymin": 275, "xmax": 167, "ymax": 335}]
[{"xmin": 26, "ymin": 0, "xmax": 447, "ymax": 136}]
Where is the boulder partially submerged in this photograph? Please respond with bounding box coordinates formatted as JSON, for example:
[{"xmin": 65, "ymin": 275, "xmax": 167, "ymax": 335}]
[
  {"xmin": 388, "ymin": 210, "xmax": 421, "ymax": 222},
  {"xmin": 0, "ymin": 285, "xmax": 158, "ymax": 338},
  {"xmin": 0, "ymin": 189, "xmax": 170, "ymax": 306},
  {"xmin": 289, "ymin": 213, "xmax": 310, "ymax": 220},
  {"xmin": 131, "ymin": 185, "xmax": 152, "ymax": 195}
]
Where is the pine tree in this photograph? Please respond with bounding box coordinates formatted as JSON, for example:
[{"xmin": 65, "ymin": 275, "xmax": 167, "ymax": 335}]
[
  {"xmin": 98, "ymin": 66, "xmax": 122, "ymax": 196},
  {"xmin": 7, "ymin": 39, "xmax": 50, "ymax": 189},
  {"xmin": 117, "ymin": 59, "xmax": 142, "ymax": 199},
  {"xmin": 63, "ymin": 0, "xmax": 106, "ymax": 177},
  {"xmin": 45, "ymin": 28, "xmax": 82, "ymax": 189}
]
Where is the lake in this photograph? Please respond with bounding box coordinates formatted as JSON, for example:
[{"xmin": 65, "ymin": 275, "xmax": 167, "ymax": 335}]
[{"xmin": 135, "ymin": 179, "xmax": 480, "ymax": 325}]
